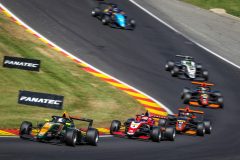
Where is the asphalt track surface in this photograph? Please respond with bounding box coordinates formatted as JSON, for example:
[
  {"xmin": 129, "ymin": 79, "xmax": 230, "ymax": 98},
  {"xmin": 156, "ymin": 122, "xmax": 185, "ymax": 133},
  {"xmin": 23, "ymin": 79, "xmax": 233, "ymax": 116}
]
[{"xmin": 0, "ymin": 0, "xmax": 240, "ymax": 160}]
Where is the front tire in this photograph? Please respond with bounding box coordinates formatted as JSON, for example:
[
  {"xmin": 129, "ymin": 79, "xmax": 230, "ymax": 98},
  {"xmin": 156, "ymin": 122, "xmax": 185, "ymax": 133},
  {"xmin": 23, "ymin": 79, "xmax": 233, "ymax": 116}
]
[
  {"xmin": 129, "ymin": 19, "xmax": 136, "ymax": 29},
  {"xmin": 196, "ymin": 123, "xmax": 205, "ymax": 136},
  {"xmin": 19, "ymin": 121, "xmax": 32, "ymax": 138},
  {"xmin": 65, "ymin": 129, "xmax": 78, "ymax": 146},
  {"xmin": 150, "ymin": 127, "xmax": 162, "ymax": 142},
  {"xmin": 102, "ymin": 15, "xmax": 110, "ymax": 25},
  {"xmin": 171, "ymin": 66, "xmax": 179, "ymax": 77},
  {"xmin": 204, "ymin": 121, "xmax": 212, "ymax": 134},
  {"xmin": 217, "ymin": 97, "xmax": 224, "ymax": 108},
  {"xmin": 110, "ymin": 120, "xmax": 121, "ymax": 135},
  {"xmin": 165, "ymin": 61, "xmax": 175, "ymax": 71},
  {"xmin": 91, "ymin": 7, "xmax": 101, "ymax": 17},
  {"xmin": 202, "ymin": 70, "xmax": 209, "ymax": 81},
  {"xmin": 164, "ymin": 127, "xmax": 176, "ymax": 141},
  {"xmin": 183, "ymin": 93, "xmax": 191, "ymax": 104},
  {"xmin": 86, "ymin": 128, "xmax": 99, "ymax": 146}
]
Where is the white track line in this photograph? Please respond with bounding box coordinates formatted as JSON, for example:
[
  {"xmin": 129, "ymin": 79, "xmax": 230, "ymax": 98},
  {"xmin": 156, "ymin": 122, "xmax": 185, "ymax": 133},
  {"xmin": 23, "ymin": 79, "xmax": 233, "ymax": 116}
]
[
  {"xmin": 0, "ymin": 3, "xmax": 173, "ymax": 114},
  {"xmin": 129, "ymin": 0, "xmax": 240, "ymax": 70}
]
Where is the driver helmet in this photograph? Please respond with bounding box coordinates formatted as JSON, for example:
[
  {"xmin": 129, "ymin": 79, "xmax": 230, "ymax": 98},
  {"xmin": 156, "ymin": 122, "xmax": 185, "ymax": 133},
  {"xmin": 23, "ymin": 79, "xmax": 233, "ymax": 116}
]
[
  {"xmin": 113, "ymin": 7, "xmax": 120, "ymax": 13},
  {"xmin": 57, "ymin": 118, "xmax": 64, "ymax": 123}
]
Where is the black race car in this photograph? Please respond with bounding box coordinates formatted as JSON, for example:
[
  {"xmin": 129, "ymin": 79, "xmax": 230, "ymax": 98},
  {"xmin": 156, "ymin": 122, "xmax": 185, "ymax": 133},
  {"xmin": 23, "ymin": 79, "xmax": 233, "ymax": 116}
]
[
  {"xmin": 19, "ymin": 112, "xmax": 99, "ymax": 146},
  {"xmin": 165, "ymin": 55, "xmax": 208, "ymax": 81},
  {"xmin": 159, "ymin": 106, "xmax": 212, "ymax": 136},
  {"xmin": 91, "ymin": 2, "xmax": 136, "ymax": 30},
  {"xmin": 181, "ymin": 81, "xmax": 224, "ymax": 108}
]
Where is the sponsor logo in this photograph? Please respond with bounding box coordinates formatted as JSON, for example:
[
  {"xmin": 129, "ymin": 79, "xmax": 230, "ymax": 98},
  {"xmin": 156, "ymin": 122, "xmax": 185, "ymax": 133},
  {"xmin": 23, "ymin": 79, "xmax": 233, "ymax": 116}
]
[
  {"xmin": 3, "ymin": 56, "xmax": 40, "ymax": 71},
  {"xmin": 4, "ymin": 60, "xmax": 39, "ymax": 68},
  {"xmin": 19, "ymin": 96, "xmax": 62, "ymax": 105},
  {"xmin": 18, "ymin": 90, "xmax": 64, "ymax": 110}
]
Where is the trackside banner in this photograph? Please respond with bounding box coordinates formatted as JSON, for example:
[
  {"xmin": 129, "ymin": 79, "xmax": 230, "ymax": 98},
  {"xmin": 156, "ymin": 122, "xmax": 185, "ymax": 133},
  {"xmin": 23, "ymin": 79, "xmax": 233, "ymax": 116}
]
[
  {"xmin": 3, "ymin": 56, "xmax": 40, "ymax": 71},
  {"xmin": 18, "ymin": 90, "xmax": 64, "ymax": 110}
]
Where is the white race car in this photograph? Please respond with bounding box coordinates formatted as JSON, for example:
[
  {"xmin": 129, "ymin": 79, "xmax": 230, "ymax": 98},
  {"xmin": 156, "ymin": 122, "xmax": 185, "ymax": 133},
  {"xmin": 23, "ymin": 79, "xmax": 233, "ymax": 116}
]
[{"xmin": 165, "ymin": 55, "xmax": 208, "ymax": 81}]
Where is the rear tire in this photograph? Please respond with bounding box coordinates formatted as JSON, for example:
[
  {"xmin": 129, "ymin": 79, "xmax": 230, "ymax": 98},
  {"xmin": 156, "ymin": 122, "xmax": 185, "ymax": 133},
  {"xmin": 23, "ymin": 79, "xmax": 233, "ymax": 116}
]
[
  {"xmin": 150, "ymin": 127, "xmax": 162, "ymax": 142},
  {"xmin": 19, "ymin": 121, "xmax": 32, "ymax": 138},
  {"xmin": 158, "ymin": 119, "xmax": 167, "ymax": 127},
  {"xmin": 65, "ymin": 129, "xmax": 78, "ymax": 146},
  {"xmin": 110, "ymin": 120, "xmax": 121, "ymax": 135},
  {"xmin": 164, "ymin": 127, "xmax": 176, "ymax": 141},
  {"xmin": 86, "ymin": 128, "xmax": 99, "ymax": 146},
  {"xmin": 197, "ymin": 123, "xmax": 205, "ymax": 136}
]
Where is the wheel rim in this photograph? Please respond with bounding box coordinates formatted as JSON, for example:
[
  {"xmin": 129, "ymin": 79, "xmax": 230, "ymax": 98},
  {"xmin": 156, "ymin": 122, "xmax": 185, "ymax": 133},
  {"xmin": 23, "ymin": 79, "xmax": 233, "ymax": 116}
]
[
  {"xmin": 173, "ymin": 130, "xmax": 176, "ymax": 139},
  {"xmin": 73, "ymin": 134, "xmax": 77, "ymax": 144},
  {"xmin": 95, "ymin": 134, "xmax": 99, "ymax": 143},
  {"xmin": 158, "ymin": 131, "xmax": 162, "ymax": 141}
]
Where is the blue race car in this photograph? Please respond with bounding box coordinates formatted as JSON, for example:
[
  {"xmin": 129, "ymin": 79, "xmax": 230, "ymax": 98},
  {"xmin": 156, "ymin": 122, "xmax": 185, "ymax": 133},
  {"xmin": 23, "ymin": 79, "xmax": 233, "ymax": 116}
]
[{"xmin": 91, "ymin": 3, "xmax": 136, "ymax": 30}]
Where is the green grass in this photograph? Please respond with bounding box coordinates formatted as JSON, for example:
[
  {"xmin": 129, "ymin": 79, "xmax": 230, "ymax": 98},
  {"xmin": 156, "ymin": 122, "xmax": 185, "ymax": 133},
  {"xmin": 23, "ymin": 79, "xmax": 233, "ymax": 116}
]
[
  {"xmin": 0, "ymin": 13, "xmax": 145, "ymax": 128},
  {"xmin": 183, "ymin": 0, "xmax": 240, "ymax": 17}
]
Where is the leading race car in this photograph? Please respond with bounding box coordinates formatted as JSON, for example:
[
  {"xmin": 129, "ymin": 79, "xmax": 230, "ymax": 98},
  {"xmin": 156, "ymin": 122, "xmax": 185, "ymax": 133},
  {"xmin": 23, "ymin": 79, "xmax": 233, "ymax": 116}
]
[
  {"xmin": 181, "ymin": 81, "xmax": 224, "ymax": 108},
  {"xmin": 165, "ymin": 55, "xmax": 208, "ymax": 81},
  {"xmin": 159, "ymin": 106, "xmax": 212, "ymax": 136},
  {"xmin": 91, "ymin": 2, "xmax": 136, "ymax": 30},
  {"xmin": 110, "ymin": 111, "xmax": 176, "ymax": 142},
  {"xmin": 19, "ymin": 112, "xmax": 99, "ymax": 146}
]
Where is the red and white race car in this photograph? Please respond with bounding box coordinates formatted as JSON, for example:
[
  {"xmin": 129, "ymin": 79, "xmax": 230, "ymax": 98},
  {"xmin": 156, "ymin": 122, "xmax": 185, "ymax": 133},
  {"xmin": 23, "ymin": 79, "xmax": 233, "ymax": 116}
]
[{"xmin": 110, "ymin": 111, "xmax": 176, "ymax": 142}]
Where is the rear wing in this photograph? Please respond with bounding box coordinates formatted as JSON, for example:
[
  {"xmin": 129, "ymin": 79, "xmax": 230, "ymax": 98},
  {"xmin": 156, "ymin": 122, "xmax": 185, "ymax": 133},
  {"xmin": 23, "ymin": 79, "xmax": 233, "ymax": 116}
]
[
  {"xmin": 176, "ymin": 55, "xmax": 193, "ymax": 60},
  {"xmin": 70, "ymin": 116, "xmax": 93, "ymax": 128},
  {"xmin": 192, "ymin": 81, "xmax": 214, "ymax": 87},
  {"xmin": 178, "ymin": 108, "xmax": 204, "ymax": 114}
]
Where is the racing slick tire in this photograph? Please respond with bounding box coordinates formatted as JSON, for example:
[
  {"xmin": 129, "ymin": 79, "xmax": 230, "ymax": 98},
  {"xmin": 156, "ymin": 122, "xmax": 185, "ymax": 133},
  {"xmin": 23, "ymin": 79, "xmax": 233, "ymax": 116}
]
[
  {"xmin": 202, "ymin": 70, "xmax": 209, "ymax": 81},
  {"xmin": 19, "ymin": 121, "xmax": 32, "ymax": 138},
  {"xmin": 102, "ymin": 15, "xmax": 110, "ymax": 25},
  {"xmin": 217, "ymin": 97, "xmax": 224, "ymax": 108},
  {"xmin": 150, "ymin": 126, "xmax": 162, "ymax": 142},
  {"xmin": 65, "ymin": 129, "xmax": 78, "ymax": 146},
  {"xmin": 91, "ymin": 7, "xmax": 101, "ymax": 17},
  {"xmin": 86, "ymin": 128, "xmax": 99, "ymax": 146},
  {"xmin": 196, "ymin": 123, "xmax": 205, "ymax": 136},
  {"xmin": 110, "ymin": 120, "xmax": 121, "ymax": 135},
  {"xmin": 158, "ymin": 119, "xmax": 167, "ymax": 127},
  {"xmin": 164, "ymin": 127, "xmax": 176, "ymax": 141},
  {"xmin": 181, "ymin": 87, "xmax": 190, "ymax": 99},
  {"xmin": 183, "ymin": 93, "xmax": 191, "ymax": 104},
  {"xmin": 129, "ymin": 19, "xmax": 136, "ymax": 29},
  {"xmin": 171, "ymin": 66, "xmax": 179, "ymax": 77},
  {"xmin": 165, "ymin": 61, "xmax": 175, "ymax": 71},
  {"xmin": 203, "ymin": 121, "xmax": 212, "ymax": 134}
]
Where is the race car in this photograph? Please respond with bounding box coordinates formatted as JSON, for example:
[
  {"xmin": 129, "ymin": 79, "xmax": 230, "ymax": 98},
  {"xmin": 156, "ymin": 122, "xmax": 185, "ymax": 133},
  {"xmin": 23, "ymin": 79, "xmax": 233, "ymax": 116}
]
[
  {"xmin": 110, "ymin": 111, "xmax": 176, "ymax": 142},
  {"xmin": 159, "ymin": 106, "xmax": 212, "ymax": 136},
  {"xmin": 181, "ymin": 81, "xmax": 224, "ymax": 108},
  {"xmin": 165, "ymin": 55, "xmax": 208, "ymax": 81},
  {"xmin": 91, "ymin": 2, "xmax": 136, "ymax": 30},
  {"xmin": 19, "ymin": 112, "xmax": 99, "ymax": 146}
]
